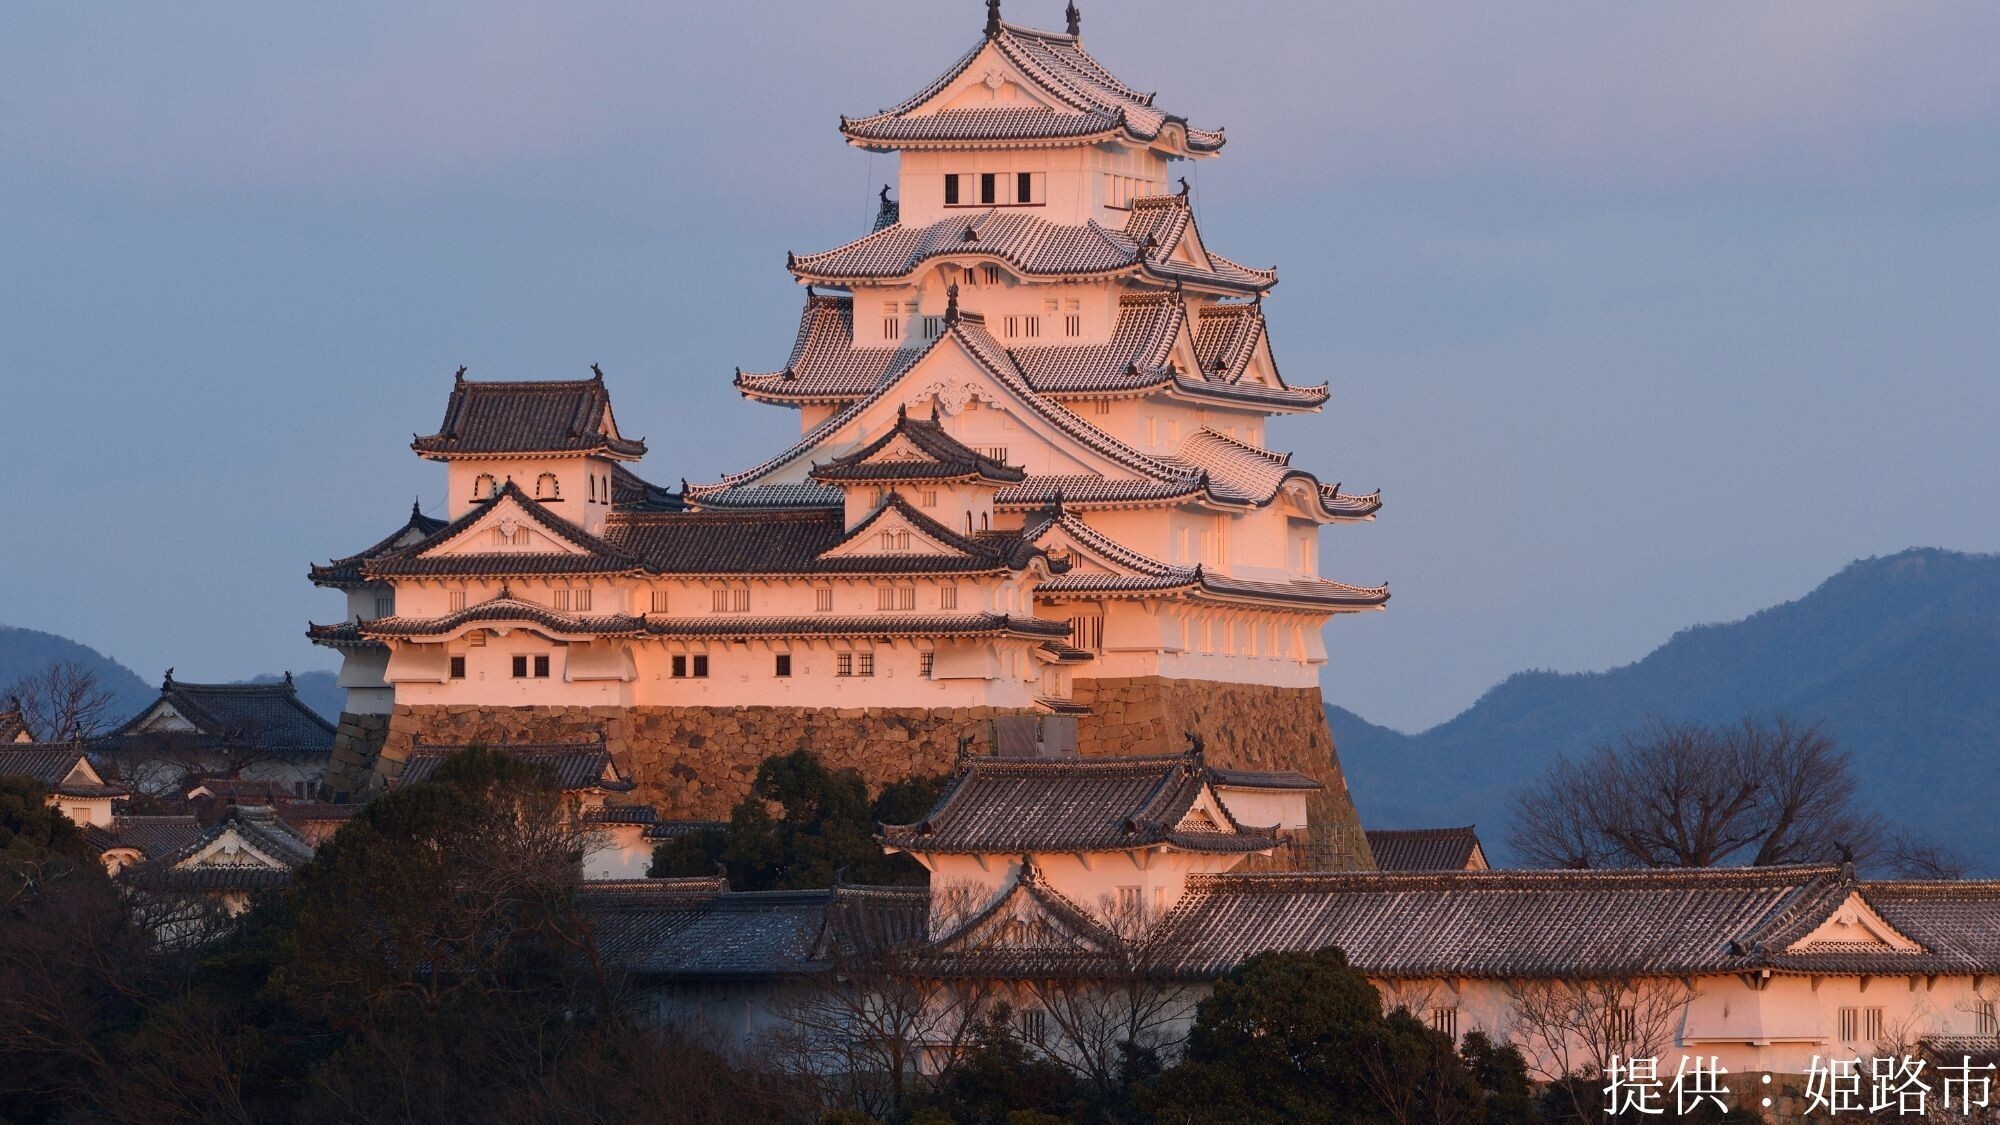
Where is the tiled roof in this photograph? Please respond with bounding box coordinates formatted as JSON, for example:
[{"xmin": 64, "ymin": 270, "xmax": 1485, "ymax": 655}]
[
  {"xmin": 740, "ymin": 292, "xmax": 1326, "ymax": 411},
  {"xmin": 273, "ymin": 801, "xmax": 364, "ymax": 846},
  {"xmin": 879, "ymin": 752, "xmax": 1278, "ymax": 856},
  {"xmin": 681, "ymin": 482, "xmax": 844, "ymax": 511},
  {"xmin": 110, "ymin": 676, "xmax": 335, "ymax": 757},
  {"xmin": 85, "ymin": 816, "xmax": 203, "ymax": 859},
  {"xmin": 581, "ymin": 804, "xmax": 658, "ymax": 826},
  {"xmin": 1148, "ymin": 866, "xmax": 2000, "ymax": 979},
  {"xmin": 839, "ymin": 19, "xmax": 1223, "ymax": 154},
  {"xmin": 1365, "ymin": 827, "xmax": 1485, "ymax": 872},
  {"xmin": 411, "ymin": 372, "xmax": 645, "ymax": 459},
  {"xmin": 0, "ymin": 747, "xmax": 99, "ymax": 792},
  {"xmin": 736, "ymin": 294, "xmax": 924, "ymax": 404},
  {"xmin": 648, "ymin": 613, "xmax": 1072, "ymax": 642},
  {"xmin": 610, "ymin": 498, "xmax": 1046, "ymax": 576},
  {"xmin": 791, "ymin": 202, "xmax": 1272, "ymax": 293},
  {"xmin": 309, "ymin": 500, "xmax": 449, "ymax": 588},
  {"xmin": 873, "ymin": 188, "xmax": 900, "ymax": 232},
  {"xmin": 1162, "ymin": 428, "xmax": 1383, "ymax": 519},
  {"xmin": 587, "ymin": 882, "xmax": 926, "ymax": 979},
  {"xmin": 809, "ymin": 407, "xmax": 1026, "ymax": 485},
  {"xmin": 1211, "ymin": 768, "xmax": 1322, "ymax": 792},
  {"xmin": 188, "ymin": 778, "xmax": 295, "ymax": 803},
  {"xmin": 1023, "ymin": 509, "xmax": 1390, "ymax": 609},
  {"xmin": 360, "ymin": 595, "xmax": 646, "ymax": 641},
  {"xmin": 122, "ymin": 810, "xmax": 316, "ymax": 892},
  {"xmin": 610, "ymin": 464, "xmax": 686, "ymax": 512},
  {"xmin": 304, "ymin": 621, "xmax": 378, "ymax": 650},
  {"xmin": 642, "ymin": 819, "xmax": 727, "ymax": 840},
  {"xmin": 394, "ymin": 742, "xmax": 632, "ymax": 794}
]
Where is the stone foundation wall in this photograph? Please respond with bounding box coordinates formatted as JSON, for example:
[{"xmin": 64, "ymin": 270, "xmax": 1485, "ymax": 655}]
[
  {"xmin": 1072, "ymin": 676, "xmax": 1376, "ymax": 871},
  {"xmin": 372, "ymin": 704, "xmax": 1034, "ymax": 819},
  {"xmin": 364, "ymin": 677, "xmax": 1374, "ymax": 871},
  {"xmin": 323, "ymin": 712, "xmax": 389, "ymax": 800}
]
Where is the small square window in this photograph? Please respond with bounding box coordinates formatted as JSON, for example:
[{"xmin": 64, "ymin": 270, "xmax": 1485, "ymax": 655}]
[
  {"xmin": 939, "ymin": 586, "xmax": 957, "ymax": 610},
  {"xmin": 692, "ymin": 655, "xmax": 709, "ymax": 678},
  {"xmin": 732, "ymin": 589, "xmax": 750, "ymax": 611},
  {"xmin": 711, "ymin": 589, "xmax": 729, "ymax": 612},
  {"xmin": 815, "ymin": 587, "xmax": 834, "ymax": 612},
  {"xmin": 574, "ymin": 589, "xmax": 591, "ymax": 611},
  {"xmin": 672, "ymin": 655, "xmax": 688, "ymax": 678},
  {"xmin": 553, "ymin": 589, "xmax": 571, "ymax": 611},
  {"xmin": 533, "ymin": 655, "xmax": 550, "ymax": 678},
  {"xmin": 836, "ymin": 653, "xmax": 853, "ymax": 677},
  {"xmin": 856, "ymin": 652, "xmax": 875, "ymax": 677},
  {"xmin": 774, "ymin": 654, "xmax": 792, "ymax": 678},
  {"xmin": 449, "ymin": 656, "xmax": 466, "ymax": 679},
  {"xmin": 448, "ymin": 590, "xmax": 467, "ymax": 612},
  {"xmin": 920, "ymin": 489, "xmax": 939, "ymax": 508},
  {"xmin": 512, "ymin": 655, "xmax": 529, "ymax": 678},
  {"xmin": 651, "ymin": 589, "xmax": 670, "ymax": 613}
]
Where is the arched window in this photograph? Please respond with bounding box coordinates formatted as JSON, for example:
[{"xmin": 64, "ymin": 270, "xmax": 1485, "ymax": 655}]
[
  {"xmin": 979, "ymin": 512, "xmax": 989, "ymax": 531},
  {"xmin": 536, "ymin": 472, "xmax": 560, "ymax": 500},
  {"xmin": 473, "ymin": 473, "xmax": 497, "ymax": 501},
  {"xmin": 588, "ymin": 474, "xmax": 597, "ymax": 503}
]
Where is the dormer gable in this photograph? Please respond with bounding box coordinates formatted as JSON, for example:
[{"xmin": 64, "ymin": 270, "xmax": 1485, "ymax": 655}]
[
  {"xmin": 423, "ymin": 489, "xmax": 602, "ymax": 560},
  {"xmin": 819, "ymin": 495, "xmax": 981, "ymax": 560},
  {"xmin": 1785, "ymin": 891, "xmax": 1926, "ymax": 955},
  {"xmin": 930, "ymin": 858, "xmax": 1121, "ymax": 952}
]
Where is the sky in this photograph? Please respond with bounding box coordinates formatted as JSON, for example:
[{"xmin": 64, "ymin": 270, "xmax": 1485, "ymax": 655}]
[{"xmin": 3, "ymin": 1, "xmax": 1998, "ymax": 732}]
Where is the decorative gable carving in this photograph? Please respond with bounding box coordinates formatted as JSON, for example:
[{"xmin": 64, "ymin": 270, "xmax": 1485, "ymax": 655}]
[
  {"xmin": 424, "ymin": 493, "xmax": 596, "ymax": 560},
  {"xmin": 1787, "ymin": 892, "xmax": 1925, "ymax": 955},
  {"xmin": 819, "ymin": 504, "xmax": 970, "ymax": 560}
]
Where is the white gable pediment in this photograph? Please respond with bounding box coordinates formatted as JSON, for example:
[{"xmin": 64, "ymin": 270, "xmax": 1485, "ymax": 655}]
[
  {"xmin": 426, "ymin": 494, "xmax": 595, "ymax": 559},
  {"xmin": 932, "ymin": 47, "xmax": 1072, "ymax": 115},
  {"xmin": 1786, "ymin": 892, "xmax": 1924, "ymax": 955},
  {"xmin": 132, "ymin": 700, "xmax": 196, "ymax": 734},
  {"xmin": 820, "ymin": 505, "xmax": 969, "ymax": 560},
  {"xmin": 183, "ymin": 828, "xmax": 289, "ymax": 872}
]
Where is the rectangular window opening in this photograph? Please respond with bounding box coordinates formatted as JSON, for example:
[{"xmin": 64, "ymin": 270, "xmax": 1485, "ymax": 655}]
[
  {"xmin": 944, "ymin": 174, "xmax": 960, "ymax": 206},
  {"xmin": 511, "ymin": 655, "xmax": 529, "ymax": 679},
  {"xmin": 836, "ymin": 653, "xmax": 854, "ymax": 677},
  {"xmin": 672, "ymin": 655, "xmax": 688, "ymax": 678},
  {"xmin": 774, "ymin": 654, "xmax": 792, "ymax": 678},
  {"xmin": 1017, "ymin": 171, "xmax": 1033, "ymax": 204},
  {"xmin": 815, "ymin": 587, "xmax": 834, "ymax": 612},
  {"xmin": 692, "ymin": 654, "xmax": 709, "ymax": 678},
  {"xmin": 449, "ymin": 656, "xmax": 466, "ymax": 680},
  {"xmin": 979, "ymin": 172, "xmax": 996, "ymax": 205},
  {"xmin": 856, "ymin": 652, "xmax": 876, "ymax": 677},
  {"xmin": 533, "ymin": 655, "xmax": 550, "ymax": 678}
]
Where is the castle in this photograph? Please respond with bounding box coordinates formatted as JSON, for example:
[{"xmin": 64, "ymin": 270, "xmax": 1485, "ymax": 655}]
[{"xmin": 309, "ymin": 0, "xmax": 1385, "ymax": 867}]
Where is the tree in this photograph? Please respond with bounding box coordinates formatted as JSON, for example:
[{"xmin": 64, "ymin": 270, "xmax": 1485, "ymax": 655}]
[
  {"xmin": 1140, "ymin": 947, "xmax": 1405, "ymax": 1124},
  {"xmin": 1507, "ymin": 716, "xmax": 1886, "ymax": 869},
  {"xmin": 650, "ymin": 749, "xmax": 945, "ymax": 890},
  {"xmin": 908, "ymin": 1004, "xmax": 1082, "ymax": 1125},
  {"xmin": 1506, "ymin": 976, "xmax": 1698, "ymax": 1123},
  {"xmin": 5, "ymin": 660, "xmax": 115, "ymax": 744},
  {"xmin": 1458, "ymin": 1030, "xmax": 1535, "ymax": 1125}
]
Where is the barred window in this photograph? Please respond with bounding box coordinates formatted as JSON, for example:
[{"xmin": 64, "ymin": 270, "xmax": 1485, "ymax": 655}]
[
  {"xmin": 1070, "ymin": 615, "xmax": 1105, "ymax": 651},
  {"xmin": 836, "ymin": 653, "xmax": 853, "ymax": 677},
  {"xmin": 983, "ymin": 265, "xmax": 1001, "ymax": 286},
  {"xmin": 448, "ymin": 590, "xmax": 467, "ymax": 612},
  {"xmin": 733, "ymin": 588, "xmax": 750, "ymax": 611},
  {"xmin": 815, "ymin": 587, "xmax": 834, "ymax": 612},
  {"xmin": 856, "ymin": 652, "xmax": 875, "ymax": 677},
  {"xmin": 671, "ymin": 655, "xmax": 688, "ymax": 678},
  {"xmin": 774, "ymin": 654, "xmax": 792, "ymax": 678},
  {"xmin": 920, "ymin": 651, "xmax": 935, "ymax": 677},
  {"xmin": 922, "ymin": 316, "xmax": 943, "ymax": 339},
  {"xmin": 944, "ymin": 173, "xmax": 961, "ymax": 206},
  {"xmin": 920, "ymin": 489, "xmax": 939, "ymax": 508},
  {"xmin": 1016, "ymin": 1008, "xmax": 1047, "ymax": 1045},
  {"xmin": 512, "ymin": 655, "xmax": 528, "ymax": 678},
  {"xmin": 983, "ymin": 446, "xmax": 1008, "ymax": 464},
  {"xmin": 449, "ymin": 656, "xmax": 465, "ymax": 680},
  {"xmin": 691, "ymin": 655, "xmax": 708, "ymax": 678},
  {"xmin": 1976, "ymin": 999, "xmax": 1997, "ymax": 1036},
  {"xmin": 711, "ymin": 589, "xmax": 729, "ymax": 612},
  {"xmin": 650, "ymin": 589, "xmax": 670, "ymax": 613},
  {"xmin": 1429, "ymin": 1008, "xmax": 1459, "ymax": 1041},
  {"xmin": 939, "ymin": 586, "xmax": 957, "ymax": 610},
  {"xmin": 553, "ymin": 589, "xmax": 571, "ymax": 611},
  {"xmin": 979, "ymin": 172, "xmax": 996, "ymax": 205},
  {"xmin": 574, "ymin": 589, "xmax": 591, "ymax": 611}
]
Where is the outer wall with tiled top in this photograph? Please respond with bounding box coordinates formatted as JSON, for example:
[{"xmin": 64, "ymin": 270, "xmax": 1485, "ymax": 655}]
[
  {"xmin": 1072, "ymin": 676, "xmax": 1376, "ymax": 872},
  {"xmin": 362, "ymin": 677, "xmax": 1375, "ymax": 873}
]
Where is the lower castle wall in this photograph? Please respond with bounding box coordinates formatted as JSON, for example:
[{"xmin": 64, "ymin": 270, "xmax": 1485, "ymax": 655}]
[
  {"xmin": 1071, "ymin": 676, "xmax": 1376, "ymax": 872},
  {"xmin": 368, "ymin": 676, "xmax": 1374, "ymax": 871}
]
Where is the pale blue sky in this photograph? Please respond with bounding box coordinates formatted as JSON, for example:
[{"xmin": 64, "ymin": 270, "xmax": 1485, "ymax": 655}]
[{"xmin": 4, "ymin": 2, "xmax": 1997, "ymax": 731}]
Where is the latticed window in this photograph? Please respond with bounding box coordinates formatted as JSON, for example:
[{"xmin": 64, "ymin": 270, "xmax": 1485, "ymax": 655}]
[
  {"xmin": 448, "ymin": 590, "xmax": 467, "ymax": 612},
  {"xmin": 882, "ymin": 302, "xmax": 901, "ymax": 342},
  {"xmin": 711, "ymin": 589, "xmax": 729, "ymax": 612},
  {"xmin": 1606, "ymin": 1005, "xmax": 1638, "ymax": 1043},
  {"xmin": 1976, "ymin": 999, "xmax": 1998, "ymax": 1036},
  {"xmin": 733, "ymin": 588, "xmax": 750, "ymax": 611},
  {"xmin": 922, "ymin": 316, "xmax": 943, "ymax": 339},
  {"xmin": 449, "ymin": 656, "xmax": 465, "ymax": 680},
  {"xmin": 1017, "ymin": 1008, "xmax": 1047, "ymax": 1045},
  {"xmin": 939, "ymin": 586, "xmax": 957, "ymax": 610},
  {"xmin": 920, "ymin": 490, "xmax": 938, "ymax": 508},
  {"xmin": 1094, "ymin": 399, "xmax": 1111, "ymax": 415},
  {"xmin": 573, "ymin": 589, "xmax": 591, "ymax": 611},
  {"xmin": 774, "ymin": 654, "xmax": 791, "ymax": 678},
  {"xmin": 815, "ymin": 587, "xmax": 834, "ymax": 612},
  {"xmin": 650, "ymin": 589, "xmax": 670, "ymax": 613},
  {"xmin": 920, "ymin": 651, "xmax": 935, "ymax": 678},
  {"xmin": 983, "ymin": 265, "xmax": 1001, "ymax": 286},
  {"xmin": 983, "ymin": 446, "xmax": 1008, "ymax": 464},
  {"xmin": 553, "ymin": 589, "xmax": 571, "ymax": 611},
  {"xmin": 835, "ymin": 653, "xmax": 853, "ymax": 677},
  {"xmin": 856, "ymin": 652, "xmax": 875, "ymax": 677}
]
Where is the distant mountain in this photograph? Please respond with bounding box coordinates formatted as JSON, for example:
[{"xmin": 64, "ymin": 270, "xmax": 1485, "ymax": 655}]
[
  {"xmin": 242, "ymin": 670, "xmax": 343, "ymax": 722},
  {"xmin": 1330, "ymin": 548, "xmax": 2000, "ymax": 873},
  {"xmin": 0, "ymin": 624, "xmax": 154, "ymax": 730}
]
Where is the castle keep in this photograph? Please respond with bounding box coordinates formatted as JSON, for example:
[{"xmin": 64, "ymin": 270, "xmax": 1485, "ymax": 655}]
[{"xmin": 310, "ymin": 2, "xmax": 1385, "ymax": 867}]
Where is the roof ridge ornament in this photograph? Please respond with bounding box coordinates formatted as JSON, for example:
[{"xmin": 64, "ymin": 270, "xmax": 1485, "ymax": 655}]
[
  {"xmin": 945, "ymin": 282, "xmax": 961, "ymax": 326},
  {"xmin": 590, "ymin": 363, "xmax": 604, "ymax": 383},
  {"xmin": 879, "ymin": 183, "xmax": 892, "ymax": 205},
  {"xmin": 985, "ymin": 0, "xmax": 1002, "ymax": 38},
  {"xmin": 454, "ymin": 365, "xmax": 467, "ymax": 383},
  {"xmin": 1066, "ymin": 1, "xmax": 1080, "ymax": 36},
  {"xmin": 411, "ymin": 496, "xmax": 424, "ymax": 519},
  {"xmin": 1178, "ymin": 175, "xmax": 1190, "ymax": 197},
  {"xmin": 162, "ymin": 667, "xmax": 175, "ymax": 692}
]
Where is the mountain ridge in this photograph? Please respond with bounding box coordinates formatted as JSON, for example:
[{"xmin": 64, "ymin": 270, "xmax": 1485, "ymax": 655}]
[{"xmin": 1330, "ymin": 547, "xmax": 2000, "ymax": 872}]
